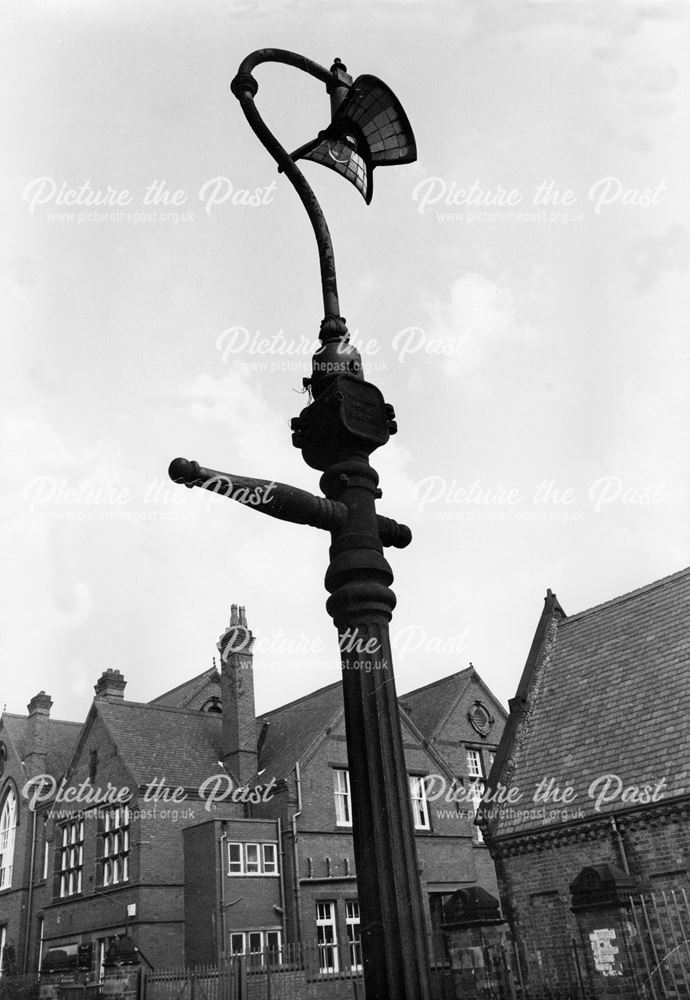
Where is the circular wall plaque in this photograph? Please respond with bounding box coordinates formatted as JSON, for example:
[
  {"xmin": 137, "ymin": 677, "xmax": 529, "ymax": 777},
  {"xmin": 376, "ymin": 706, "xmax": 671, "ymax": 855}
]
[{"xmin": 469, "ymin": 702, "xmax": 494, "ymax": 736}]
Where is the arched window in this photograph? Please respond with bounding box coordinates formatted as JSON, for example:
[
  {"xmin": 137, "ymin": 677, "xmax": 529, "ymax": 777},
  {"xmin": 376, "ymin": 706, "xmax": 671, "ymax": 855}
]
[{"xmin": 0, "ymin": 788, "xmax": 18, "ymax": 890}]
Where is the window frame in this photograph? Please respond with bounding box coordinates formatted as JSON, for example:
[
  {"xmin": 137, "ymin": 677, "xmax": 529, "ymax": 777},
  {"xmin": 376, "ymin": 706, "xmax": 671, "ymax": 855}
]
[
  {"xmin": 101, "ymin": 804, "xmax": 130, "ymax": 888},
  {"xmin": 227, "ymin": 842, "xmax": 279, "ymax": 877},
  {"xmin": 345, "ymin": 899, "xmax": 362, "ymax": 971},
  {"xmin": 0, "ymin": 788, "xmax": 18, "ymax": 892},
  {"xmin": 228, "ymin": 930, "xmax": 282, "ymax": 960},
  {"xmin": 333, "ymin": 768, "xmax": 352, "ymax": 827},
  {"xmin": 466, "ymin": 749, "xmax": 483, "ymax": 778},
  {"xmin": 467, "ymin": 779, "xmax": 485, "ymax": 843},
  {"xmin": 409, "ymin": 775, "xmax": 431, "ymax": 831},
  {"xmin": 57, "ymin": 817, "xmax": 85, "ymax": 899},
  {"xmin": 0, "ymin": 924, "xmax": 6, "ymax": 979},
  {"xmin": 316, "ymin": 900, "xmax": 339, "ymax": 974}
]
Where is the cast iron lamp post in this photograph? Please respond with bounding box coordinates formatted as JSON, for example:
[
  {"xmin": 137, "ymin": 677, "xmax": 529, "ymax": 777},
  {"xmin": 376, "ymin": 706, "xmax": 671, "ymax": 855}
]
[{"xmin": 169, "ymin": 49, "xmax": 430, "ymax": 1000}]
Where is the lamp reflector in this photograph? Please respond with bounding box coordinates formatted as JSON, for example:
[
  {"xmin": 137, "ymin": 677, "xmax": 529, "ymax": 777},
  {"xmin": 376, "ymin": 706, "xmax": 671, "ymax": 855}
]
[{"xmin": 291, "ymin": 75, "xmax": 417, "ymax": 204}]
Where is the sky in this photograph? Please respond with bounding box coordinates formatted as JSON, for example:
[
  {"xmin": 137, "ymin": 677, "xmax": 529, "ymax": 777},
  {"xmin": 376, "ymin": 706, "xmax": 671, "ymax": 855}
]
[{"xmin": 1, "ymin": 0, "xmax": 688, "ymax": 725}]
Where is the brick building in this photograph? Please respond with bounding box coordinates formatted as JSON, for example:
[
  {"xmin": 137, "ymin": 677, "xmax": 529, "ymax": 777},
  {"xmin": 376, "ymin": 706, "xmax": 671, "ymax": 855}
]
[
  {"xmin": 0, "ymin": 606, "xmax": 506, "ymax": 976},
  {"xmin": 480, "ymin": 567, "xmax": 690, "ymax": 993}
]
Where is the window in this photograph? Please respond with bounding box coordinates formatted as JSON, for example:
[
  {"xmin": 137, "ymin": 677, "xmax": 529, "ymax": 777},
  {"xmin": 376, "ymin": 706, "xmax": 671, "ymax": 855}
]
[
  {"xmin": 43, "ymin": 839, "xmax": 50, "ymax": 880},
  {"xmin": 227, "ymin": 842, "xmax": 279, "ymax": 876},
  {"xmin": 0, "ymin": 789, "xmax": 18, "ymax": 890},
  {"xmin": 409, "ymin": 776, "xmax": 430, "ymax": 830},
  {"xmin": 345, "ymin": 901, "xmax": 362, "ymax": 971},
  {"xmin": 333, "ymin": 769, "xmax": 352, "ymax": 826},
  {"xmin": 97, "ymin": 939, "xmax": 107, "ymax": 983},
  {"xmin": 468, "ymin": 781, "xmax": 484, "ymax": 843},
  {"xmin": 229, "ymin": 930, "xmax": 281, "ymax": 959},
  {"xmin": 102, "ymin": 805, "xmax": 130, "ymax": 886},
  {"xmin": 36, "ymin": 917, "xmax": 44, "ymax": 973},
  {"xmin": 228, "ymin": 843, "xmax": 243, "ymax": 874},
  {"xmin": 262, "ymin": 844, "xmax": 277, "ymax": 874},
  {"xmin": 0, "ymin": 925, "xmax": 6, "ymax": 979},
  {"xmin": 466, "ymin": 749, "xmax": 482, "ymax": 778},
  {"xmin": 316, "ymin": 901, "xmax": 338, "ymax": 973},
  {"xmin": 245, "ymin": 844, "xmax": 260, "ymax": 874},
  {"xmin": 57, "ymin": 818, "xmax": 84, "ymax": 898}
]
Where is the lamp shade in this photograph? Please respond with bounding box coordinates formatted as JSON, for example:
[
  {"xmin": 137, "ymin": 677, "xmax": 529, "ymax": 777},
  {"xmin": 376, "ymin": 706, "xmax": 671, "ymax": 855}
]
[{"xmin": 291, "ymin": 75, "xmax": 417, "ymax": 204}]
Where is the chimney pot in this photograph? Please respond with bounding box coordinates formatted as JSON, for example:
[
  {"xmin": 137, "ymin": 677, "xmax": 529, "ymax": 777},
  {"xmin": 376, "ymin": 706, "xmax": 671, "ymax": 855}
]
[{"xmin": 94, "ymin": 669, "xmax": 127, "ymax": 700}]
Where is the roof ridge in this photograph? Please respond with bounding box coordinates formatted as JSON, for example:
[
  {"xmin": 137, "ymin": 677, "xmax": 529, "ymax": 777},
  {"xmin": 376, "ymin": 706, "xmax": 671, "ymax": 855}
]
[
  {"xmin": 149, "ymin": 665, "xmax": 219, "ymax": 704},
  {"xmin": 560, "ymin": 565, "xmax": 690, "ymax": 627},
  {"xmin": 98, "ymin": 699, "xmax": 222, "ymax": 717},
  {"xmin": 258, "ymin": 680, "xmax": 342, "ymax": 718},
  {"xmin": 0, "ymin": 713, "xmax": 80, "ymax": 726}
]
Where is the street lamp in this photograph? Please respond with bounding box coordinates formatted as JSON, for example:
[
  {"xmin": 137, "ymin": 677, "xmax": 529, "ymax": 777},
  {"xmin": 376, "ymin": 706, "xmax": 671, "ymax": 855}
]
[{"xmin": 169, "ymin": 49, "xmax": 430, "ymax": 1000}]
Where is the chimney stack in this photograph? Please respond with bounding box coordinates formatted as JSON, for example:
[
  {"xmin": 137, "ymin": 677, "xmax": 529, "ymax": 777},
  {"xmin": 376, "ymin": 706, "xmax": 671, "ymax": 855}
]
[
  {"xmin": 218, "ymin": 605, "xmax": 257, "ymax": 785},
  {"xmin": 94, "ymin": 669, "xmax": 127, "ymax": 700},
  {"xmin": 25, "ymin": 691, "xmax": 53, "ymax": 777}
]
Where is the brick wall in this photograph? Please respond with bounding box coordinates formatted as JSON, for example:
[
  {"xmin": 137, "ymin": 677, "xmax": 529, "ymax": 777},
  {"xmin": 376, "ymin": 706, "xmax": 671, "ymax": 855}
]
[
  {"xmin": 492, "ymin": 806, "xmax": 690, "ymax": 958},
  {"xmin": 184, "ymin": 818, "xmax": 283, "ymax": 966}
]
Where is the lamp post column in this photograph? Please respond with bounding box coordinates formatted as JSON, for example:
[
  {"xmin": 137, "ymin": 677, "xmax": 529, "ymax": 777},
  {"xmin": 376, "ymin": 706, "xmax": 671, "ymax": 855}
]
[
  {"xmin": 227, "ymin": 49, "xmax": 431, "ymax": 999},
  {"xmin": 318, "ymin": 454, "xmax": 432, "ymax": 1000}
]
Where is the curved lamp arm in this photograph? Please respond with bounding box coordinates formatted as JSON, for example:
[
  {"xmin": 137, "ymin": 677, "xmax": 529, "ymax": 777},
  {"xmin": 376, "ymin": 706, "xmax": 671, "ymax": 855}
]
[{"xmin": 231, "ymin": 49, "xmax": 346, "ymax": 331}]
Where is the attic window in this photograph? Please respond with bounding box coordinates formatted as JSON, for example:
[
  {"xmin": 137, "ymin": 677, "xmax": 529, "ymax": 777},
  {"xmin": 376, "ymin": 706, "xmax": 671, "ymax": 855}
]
[
  {"xmin": 202, "ymin": 697, "xmax": 222, "ymax": 714},
  {"xmin": 469, "ymin": 702, "xmax": 493, "ymax": 737}
]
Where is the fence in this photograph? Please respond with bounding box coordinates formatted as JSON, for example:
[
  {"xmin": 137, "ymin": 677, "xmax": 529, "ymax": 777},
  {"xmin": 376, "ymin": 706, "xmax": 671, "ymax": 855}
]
[
  {"xmin": 0, "ymin": 974, "xmax": 40, "ymax": 1000},
  {"xmin": 5, "ymin": 894, "xmax": 689, "ymax": 1000},
  {"xmin": 502, "ymin": 888, "xmax": 690, "ymax": 1000},
  {"xmin": 142, "ymin": 943, "xmax": 364, "ymax": 1000},
  {"xmin": 141, "ymin": 942, "xmax": 457, "ymax": 1000},
  {"xmin": 627, "ymin": 888, "xmax": 690, "ymax": 1000}
]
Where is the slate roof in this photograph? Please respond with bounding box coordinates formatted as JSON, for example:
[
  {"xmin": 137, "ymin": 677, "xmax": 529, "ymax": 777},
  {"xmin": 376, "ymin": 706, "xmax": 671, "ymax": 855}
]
[
  {"xmin": 149, "ymin": 666, "xmax": 220, "ymax": 708},
  {"xmin": 2, "ymin": 659, "xmax": 504, "ymax": 793},
  {"xmin": 256, "ymin": 682, "xmax": 344, "ymax": 783},
  {"xmin": 401, "ymin": 668, "xmax": 474, "ymax": 738},
  {"xmin": 0, "ymin": 714, "xmax": 82, "ymax": 779},
  {"xmin": 491, "ymin": 567, "xmax": 690, "ymax": 839},
  {"xmin": 96, "ymin": 701, "xmax": 226, "ymax": 790}
]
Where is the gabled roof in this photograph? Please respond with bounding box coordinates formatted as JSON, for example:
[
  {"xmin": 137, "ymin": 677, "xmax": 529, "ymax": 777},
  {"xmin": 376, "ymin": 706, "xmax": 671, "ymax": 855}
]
[
  {"xmin": 256, "ymin": 667, "xmax": 504, "ymax": 783},
  {"xmin": 1, "ymin": 658, "xmax": 506, "ymax": 794},
  {"xmin": 487, "ymin": 567, "xmax": 690, "ymax": 840},
  {"xmin": 256, "ymin": 682, "xmax": 343, "ymax": 783},
  {"xmin": 401, "ymin": 668, "xmax": 475, "ymax": 738},
  {"xmin": 149, "ymin": 666, "xmax": 220, "ymax": 708},
  {"xmin": 402, "ymin": 665, "xmax": 506, "ymax": 742},
  {"xmin": 0, "ymin": 714, "xmax": 82, "ymax": 780},
  {"xmin": 95, "ymin": 700, "xmax": 226, "ymax": 789}
]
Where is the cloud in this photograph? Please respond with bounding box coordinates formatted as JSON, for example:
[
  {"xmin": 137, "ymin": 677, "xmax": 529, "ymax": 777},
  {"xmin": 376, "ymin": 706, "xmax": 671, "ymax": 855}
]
[
  {"xmin": 179, "ymin": 368, "xmax": 319, "ymax": 488},
  {"xmin": 626, "ymin": 226, "xmax": 689, "ymax": 292},
  {"xmin": 424, "ymin": 272, "xmax": 538, "ymax": 380}
]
